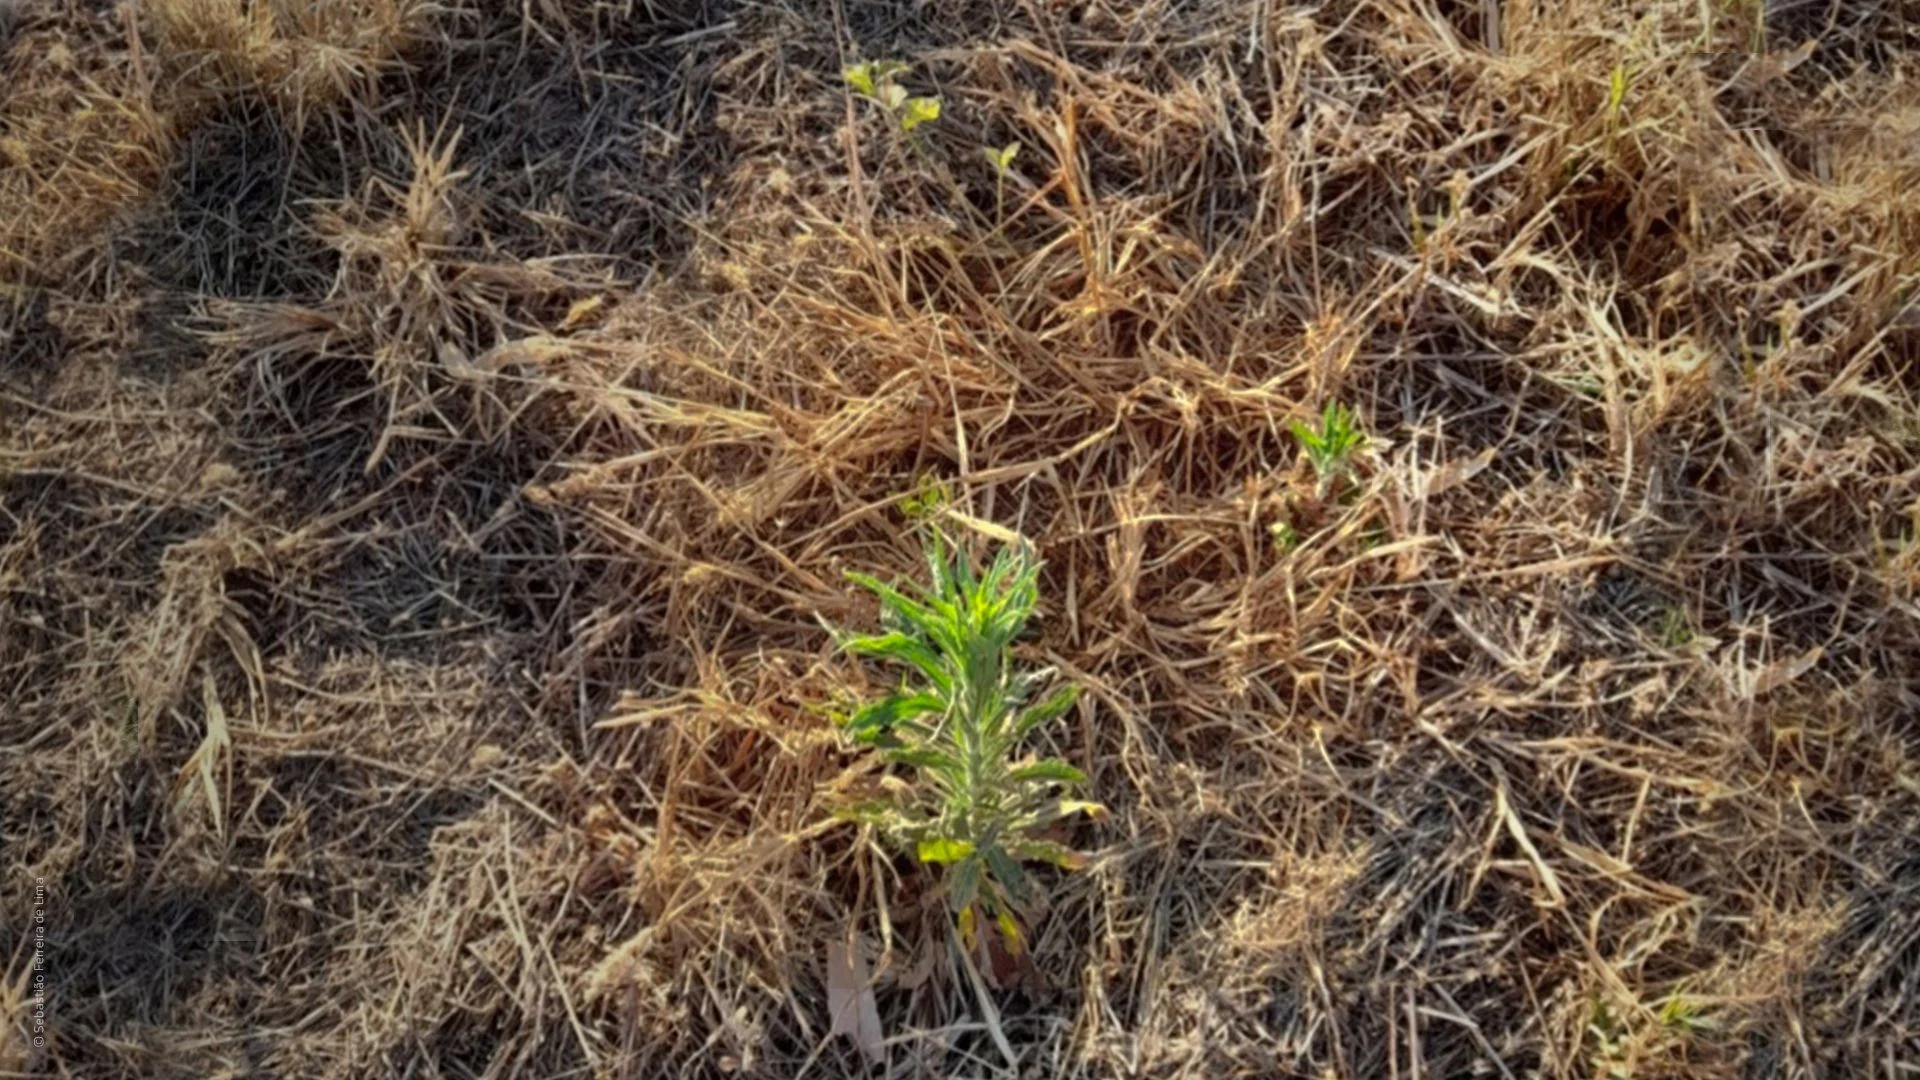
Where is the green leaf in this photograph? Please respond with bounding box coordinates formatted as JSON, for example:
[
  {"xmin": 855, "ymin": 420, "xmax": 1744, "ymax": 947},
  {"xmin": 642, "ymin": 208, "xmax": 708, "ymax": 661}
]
[
  {"xmin": 950, "ymin": 859, "xmax": 982, "ymax": 912},
  {"xmin": 843, "ymin": 690, "xmax": 944, "ymax": 740},
  {"xmin": 842, "ymin": 631, "xmax": 949, "ymax": 689},
  {"xmin": 901, "ymin": 475, "xmax": 951, "ymax": 521},
  {"xmin": 1012, "ymin": 684, "xmax": 1079, "ymax": 738},
  {"xmin": 985, "ymin": 844, "xmax": 1028, "ymax": 902},
  {"xmin": 846, "ymin": 572, "xmax": 934, "ymax": 627},
  {"xmin": 918, "ymin": 837, "xmax": 975, "ymax": 864},
  {"xmin": 923, "ymin": 528, "xmax": 958, "ymax": 605},
  {"xmin": 983, "ymin": 141, "xmax": 1020, "ymax": 172},
  {"xmin": 883, "ymin": 747, "xmax": 956, "ymax": 773},
  {"xmin": 1288, "ymin": 417, "xmax": 1316, "ymax": 449},
  {"xmin": 846, "ymin": 573, "xmax": 961, "ymax": 657},
  {"xmin": 1290, "ymin": 401, "xmax": 1363, "ymax": 482},
  {"xmin": 1021, "ymin": 798, "xmax": 1109, "ymax": 827},
  {"xmin": 1012, "ymin": 758, "xmax": 1087, "ymax": 785},
  {"xmin": 900, "ymin": 96, "xmax": 941, "ymax": 132}
]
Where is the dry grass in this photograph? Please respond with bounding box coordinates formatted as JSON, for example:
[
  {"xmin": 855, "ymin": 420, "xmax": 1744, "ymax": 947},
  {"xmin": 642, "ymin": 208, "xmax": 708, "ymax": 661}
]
[{"xmin": 4, "ymin": 0, "xmax": 1920, "ymax": 1076}]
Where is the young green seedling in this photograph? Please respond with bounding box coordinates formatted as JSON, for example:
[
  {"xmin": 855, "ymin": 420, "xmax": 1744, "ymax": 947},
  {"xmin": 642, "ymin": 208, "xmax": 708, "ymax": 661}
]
[
  {"xmin": 829, "ymin": 531, "xmax": 1101, "ymax": 957},
  {"xmin": 843, "ymin": 60, "xmax": 941, "ymax": 140},
  {"xmin": 982, "ymin": 143, "xmax": 1020, "ymax": 172},
  {"xmin": 842, "ymin": 60, "xmax": 907, "ymax": 100},
  {"xmin": 982, "ymin": 141, "xmax": 1020, "ymax": 224},
  {"xmin": 1606, "ymin": 62, "xmax": 1630, "ymax": 129},
  {"xmin": 900, "ymin": 474, "xmax": 953, "ymax": 522},
  {"xmin": 1290, "ymin": 401, "xmax": 1366, "ymax": 491}
]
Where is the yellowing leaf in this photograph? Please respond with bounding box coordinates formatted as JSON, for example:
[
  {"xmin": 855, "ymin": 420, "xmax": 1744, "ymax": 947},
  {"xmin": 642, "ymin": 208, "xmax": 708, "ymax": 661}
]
[
  {"xmin": 900, "ymin": 96, "xmax": 941, "ymax": 132},
  {"xmin": 995, "ymin": 910, "xmax": 1024, "ymax": 957},
  {"xmin": 842, "ymin": 63, "xmax": 875, "ymax": 98},
  {"xmin": 1060, "ymin": 799, "xmax": 1109, "ymax": 821},
  {"xmin": 917, "ymin": 837, "xmax": 974, "ymax": 864}
]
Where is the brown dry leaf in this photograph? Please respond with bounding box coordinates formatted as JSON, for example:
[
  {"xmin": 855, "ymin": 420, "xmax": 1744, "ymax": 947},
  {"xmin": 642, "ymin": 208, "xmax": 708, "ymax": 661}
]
[
  {"xmin": 983, "ymin": 920, "xmax": 1046, "ymax": 994},
  {"xmin": 1425, "ymin": 446, "xmax": 1496, "ymax": 498},
  {"xmin": 826, "ymin": 937, "xmax": 884, "ymax": 1064},
  {"xmin": 1735, "ymin": 39, "xmax": 1820, "ymax": 92},
  {"xmin": 893, "ymin": 934, "xmax": 942, "ymax": 991},
  {"xmin": 1751, "ymin": 646, "xmax": 1824, "ymax": 699}
]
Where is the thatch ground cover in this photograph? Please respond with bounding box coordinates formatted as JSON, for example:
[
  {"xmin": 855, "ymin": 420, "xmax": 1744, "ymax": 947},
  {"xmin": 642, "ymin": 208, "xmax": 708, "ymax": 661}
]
[{"xmin": 4, "ymin": 0, "xmax": 1920, "ymax": 1076}]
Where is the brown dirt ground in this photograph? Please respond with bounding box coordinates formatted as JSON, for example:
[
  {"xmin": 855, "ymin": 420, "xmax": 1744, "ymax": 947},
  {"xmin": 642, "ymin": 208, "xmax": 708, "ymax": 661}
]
[{"xmin": 4, "ymin": 0, "xmax": 1920, "ymax": 1076}]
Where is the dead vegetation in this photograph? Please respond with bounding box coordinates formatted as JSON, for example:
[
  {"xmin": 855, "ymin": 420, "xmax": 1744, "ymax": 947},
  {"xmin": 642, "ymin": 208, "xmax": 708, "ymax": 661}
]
[{"xmin": 3, "ymin": 0, "xmax": 1919, "ymax": 1076}]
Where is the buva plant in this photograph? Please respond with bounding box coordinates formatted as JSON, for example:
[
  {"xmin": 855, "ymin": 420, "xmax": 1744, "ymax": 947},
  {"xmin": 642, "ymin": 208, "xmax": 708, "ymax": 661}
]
[{"xmin": 830, "ymin": 531, "xmax": 1102, "ymax": 955}]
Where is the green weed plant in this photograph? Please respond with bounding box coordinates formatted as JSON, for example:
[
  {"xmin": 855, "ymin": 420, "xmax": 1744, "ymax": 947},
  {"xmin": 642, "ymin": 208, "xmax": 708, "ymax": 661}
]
[{"xmin": 830, "ymin": 531, "xmax": 1101, "ymax": 954}]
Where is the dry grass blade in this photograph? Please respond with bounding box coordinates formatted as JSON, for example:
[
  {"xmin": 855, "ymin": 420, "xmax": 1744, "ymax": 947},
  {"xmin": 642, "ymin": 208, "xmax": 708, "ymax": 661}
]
[{"xmin": 170, "ymin": 673, "xmax": 234, "ymax": 841}]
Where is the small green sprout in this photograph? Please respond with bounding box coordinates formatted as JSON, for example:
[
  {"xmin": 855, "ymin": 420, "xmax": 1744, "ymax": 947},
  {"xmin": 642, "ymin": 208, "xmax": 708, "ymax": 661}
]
[
  {"xmin": 1269, "ymin": 518, "xmax": 1299, "ymax": 553},
  {"xmin": 843, "ymin": 60, "xmax": 941, "ymax": 139},
  {"xmin": 982, "ymin": 142, "xmax": 1020, "ymax": 173},
  {"xmin": 841, "ymin": 60, "xmax": 906, "ymax": 99},
  {"xmin": 1657, "ymin": 993, "xmax": 1713, "ymax": 1033},
  {"xmin": 1606, "ymin": 63, "xmax": 1630, "ymax": 126},
  {"xmin": 1659, "ymin": 604, "xmax": 1694, "ymax": 649},
  {"xmin": 983, "ymin": 141, "xmax": 1021, "ymax": 223},
  {"xmin": 1289, "ymin": 401, "xmax": 1366, "ymax": 489},
  {"xmin": 900, "ymin": 474, "xmax": 952, "ymax": 522},
  {"xmin": 1562, "ymin": 372, "xmax": 1603, "ymax": 399},
  {"xmin": 829, "ymin": 531, "xmax": 1102, "ymax": 956},
  {"xmin": 899, "ymin": 96, "xmax": 941, "ymax": 133},
  {"xmin": 1588, "ymin": 1000, "xmax": 1632, "ymax": 1079}
]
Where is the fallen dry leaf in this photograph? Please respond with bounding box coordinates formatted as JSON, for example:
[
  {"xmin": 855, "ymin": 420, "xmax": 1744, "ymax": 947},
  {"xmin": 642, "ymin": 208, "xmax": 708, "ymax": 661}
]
[
  {"xmin": 826, "ymin": 937, "xmax": 885, "ymax": 1064},
  {"xmin": 1751, "ymin": 645, "xmax": 1824, "ymax": 699}
]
